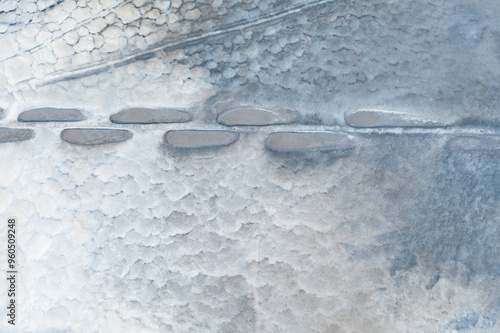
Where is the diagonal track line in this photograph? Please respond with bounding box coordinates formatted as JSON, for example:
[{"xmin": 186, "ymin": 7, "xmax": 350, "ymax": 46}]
[{"xmin": 16, "ymin": 0, "xmax": 336, "ymax": 88}]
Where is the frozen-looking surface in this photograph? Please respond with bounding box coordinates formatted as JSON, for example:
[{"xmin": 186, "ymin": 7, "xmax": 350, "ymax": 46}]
[{"xmin": 1, "ymin": 0, "xmax": 500, "ymax": 332}]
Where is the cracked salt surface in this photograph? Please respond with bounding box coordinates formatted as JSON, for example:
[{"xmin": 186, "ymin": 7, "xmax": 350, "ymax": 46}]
[{"xmin": 1, "ymin": 0, "xmax": 500, "ymax": 332}]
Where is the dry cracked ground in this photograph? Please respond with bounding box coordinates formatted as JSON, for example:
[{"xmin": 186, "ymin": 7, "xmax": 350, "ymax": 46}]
[{"xmin": 1, "ymin": 0, "xmax": 500, "ymax": 332}]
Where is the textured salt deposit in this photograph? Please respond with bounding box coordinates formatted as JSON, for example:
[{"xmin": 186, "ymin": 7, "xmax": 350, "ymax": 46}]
[{"xmin": 1, "ymin": 0, "xmax": 500, "ymax": 332}]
